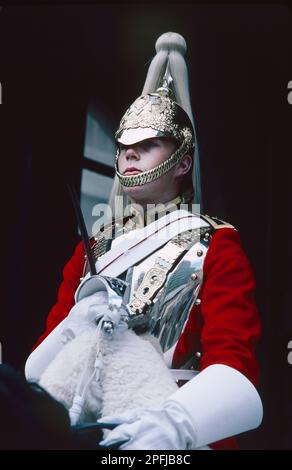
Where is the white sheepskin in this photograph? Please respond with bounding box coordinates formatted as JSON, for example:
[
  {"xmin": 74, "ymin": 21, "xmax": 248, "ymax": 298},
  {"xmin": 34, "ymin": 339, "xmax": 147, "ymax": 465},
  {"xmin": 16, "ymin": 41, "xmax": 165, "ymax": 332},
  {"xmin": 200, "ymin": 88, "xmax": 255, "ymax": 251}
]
[
  {"xmin": 99, "ymin": 329, "xmax": 178, "ymax": 417},
  {"xmin": 39, "ymin": 326, "xmax": 103, "ymax": 423},
  {"xmin": 39, "ymin": 326, "xmax": 178, "ymax": 423}
]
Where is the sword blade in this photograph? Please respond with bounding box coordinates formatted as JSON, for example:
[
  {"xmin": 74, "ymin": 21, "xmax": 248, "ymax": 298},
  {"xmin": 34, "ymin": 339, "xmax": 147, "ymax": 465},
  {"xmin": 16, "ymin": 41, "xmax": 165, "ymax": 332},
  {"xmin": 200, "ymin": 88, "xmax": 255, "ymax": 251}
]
[{"xmin": 67, "ymin": 181, "xmax": 97, "ymax": 276}]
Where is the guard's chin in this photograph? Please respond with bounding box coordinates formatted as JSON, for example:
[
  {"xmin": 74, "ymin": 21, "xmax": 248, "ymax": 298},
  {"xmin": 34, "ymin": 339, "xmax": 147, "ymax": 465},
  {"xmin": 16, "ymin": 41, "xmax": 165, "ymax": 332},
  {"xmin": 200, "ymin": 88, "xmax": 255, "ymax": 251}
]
[{"xmin": 122, "ymin": 185, "xmax": 147, "ymax": 198}]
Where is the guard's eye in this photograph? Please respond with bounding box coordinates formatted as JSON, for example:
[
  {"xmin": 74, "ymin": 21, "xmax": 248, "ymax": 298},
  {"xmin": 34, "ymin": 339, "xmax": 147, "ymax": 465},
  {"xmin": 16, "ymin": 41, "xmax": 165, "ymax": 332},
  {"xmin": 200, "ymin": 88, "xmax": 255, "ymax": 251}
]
[{"xmin": 142, "ymin": 140, "xmax": 158, "ymax": 150}]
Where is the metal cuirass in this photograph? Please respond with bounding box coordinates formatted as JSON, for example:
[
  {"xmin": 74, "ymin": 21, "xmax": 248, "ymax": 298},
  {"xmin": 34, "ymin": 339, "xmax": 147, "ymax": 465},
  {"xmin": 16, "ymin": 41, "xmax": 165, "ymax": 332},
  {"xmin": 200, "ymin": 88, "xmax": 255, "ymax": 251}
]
[
  {"xmin": 78, "ymin": 212, "xmax": 235, "ymax": 364},
  {"xmin": 123, "ymin": 225, "xmax": 214, "ymax": 355}
]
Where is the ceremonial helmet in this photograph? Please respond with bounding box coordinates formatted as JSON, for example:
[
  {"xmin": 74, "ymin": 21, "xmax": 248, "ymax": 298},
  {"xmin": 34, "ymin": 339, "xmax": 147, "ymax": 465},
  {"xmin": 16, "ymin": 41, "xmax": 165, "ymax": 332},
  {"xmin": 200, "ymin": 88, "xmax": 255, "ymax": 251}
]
[{"xmin": 111, "ymin": 32, "xmax": 202, "ymax": 207}]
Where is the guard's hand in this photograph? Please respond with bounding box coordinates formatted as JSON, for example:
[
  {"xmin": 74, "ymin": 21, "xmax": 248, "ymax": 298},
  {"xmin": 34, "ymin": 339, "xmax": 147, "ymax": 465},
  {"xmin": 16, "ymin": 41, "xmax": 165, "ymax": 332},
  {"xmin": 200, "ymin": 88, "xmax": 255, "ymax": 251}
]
[
  {"xmin": 61, "ymin": 292, "xmax": 109, "ymax": 340},
  {"xmin": 97, "ymin": 402, "xmax": 196, "ymax": 450}
]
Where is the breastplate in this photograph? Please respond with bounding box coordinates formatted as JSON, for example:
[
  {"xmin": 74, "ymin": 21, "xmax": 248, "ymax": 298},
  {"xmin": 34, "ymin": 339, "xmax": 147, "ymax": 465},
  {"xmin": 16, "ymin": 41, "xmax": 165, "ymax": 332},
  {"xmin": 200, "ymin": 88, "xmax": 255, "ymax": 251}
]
[
  {"xmin": 79, "ymin": 212, "xmax": 231, "ymax": 354},
  {"xmin": 124, "ymin": 231, "xmax": 213, "ymax": 353}
]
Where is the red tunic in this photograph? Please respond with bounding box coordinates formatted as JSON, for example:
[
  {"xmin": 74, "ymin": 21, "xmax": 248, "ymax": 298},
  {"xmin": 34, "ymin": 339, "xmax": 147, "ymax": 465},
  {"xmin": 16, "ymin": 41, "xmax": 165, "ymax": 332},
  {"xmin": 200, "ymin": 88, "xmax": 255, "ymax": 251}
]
[{"xmin": 32, "ymin": 227, "xmax": 261, "ymax": 450}]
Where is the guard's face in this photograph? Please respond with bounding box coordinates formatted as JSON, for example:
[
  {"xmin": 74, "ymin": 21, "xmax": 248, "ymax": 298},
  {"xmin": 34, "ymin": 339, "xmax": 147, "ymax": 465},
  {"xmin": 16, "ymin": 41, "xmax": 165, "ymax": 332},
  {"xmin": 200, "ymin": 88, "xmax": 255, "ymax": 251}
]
[
  {"xmin": 117, "ymin": 137, "xmax": 181, "ymax": 205},
  {"xmin": 118, "ymin": 137, "xmax": 177, "ymax": 175}
]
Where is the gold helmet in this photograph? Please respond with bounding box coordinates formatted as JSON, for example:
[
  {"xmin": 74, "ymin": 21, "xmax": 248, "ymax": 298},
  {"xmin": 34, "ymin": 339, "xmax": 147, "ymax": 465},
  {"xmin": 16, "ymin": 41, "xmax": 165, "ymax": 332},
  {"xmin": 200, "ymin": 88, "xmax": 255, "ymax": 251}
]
[
  {"xmin": 115, "ymin": 63, "xmax": 195, "ymax": 188},
  {"xmin": 110, "ymin": 32, "xmax": 202, "ymax": 207}
]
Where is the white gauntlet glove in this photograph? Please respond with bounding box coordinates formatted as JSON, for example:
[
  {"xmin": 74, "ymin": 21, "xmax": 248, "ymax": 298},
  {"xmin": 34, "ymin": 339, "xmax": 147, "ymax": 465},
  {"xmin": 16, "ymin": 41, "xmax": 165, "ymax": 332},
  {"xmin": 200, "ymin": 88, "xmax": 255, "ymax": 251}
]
[
  {"xmin": 24, "ymin": 291, "xmax": 108, "ymax": 382},
  {"xmin": 60, "ymin": 291, "xmax": 109, "ymax": 340},
  {"xmin": 98, "ymin": 364, "xmax": 263, "ymax": 450},
  {"xmin": 25, "ymin": 274, "xmax": 127, "ymax": 383},
  {"xmin": 98, "ymin": 402, "xmax": 196, "ymax": 450}
]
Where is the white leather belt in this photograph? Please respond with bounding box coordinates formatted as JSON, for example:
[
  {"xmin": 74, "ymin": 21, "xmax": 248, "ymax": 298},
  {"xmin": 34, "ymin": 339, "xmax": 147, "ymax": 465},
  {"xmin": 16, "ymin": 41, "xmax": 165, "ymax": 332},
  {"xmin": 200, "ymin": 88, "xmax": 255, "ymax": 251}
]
[
  {"xmin": 95, "ymin": 210, "xmax": 208, "ymax": 278},
  {"xmin": 76, "ymin": 210, "xmax": 208, "ymax": 303}
]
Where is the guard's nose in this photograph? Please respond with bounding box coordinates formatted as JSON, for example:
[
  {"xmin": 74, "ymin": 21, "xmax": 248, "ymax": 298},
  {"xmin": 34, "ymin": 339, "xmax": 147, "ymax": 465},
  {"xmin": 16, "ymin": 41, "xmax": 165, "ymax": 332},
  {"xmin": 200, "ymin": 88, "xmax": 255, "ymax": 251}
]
[{"xmin": 125, "ymin": 147, "xmax": 140, "ymax": 161}]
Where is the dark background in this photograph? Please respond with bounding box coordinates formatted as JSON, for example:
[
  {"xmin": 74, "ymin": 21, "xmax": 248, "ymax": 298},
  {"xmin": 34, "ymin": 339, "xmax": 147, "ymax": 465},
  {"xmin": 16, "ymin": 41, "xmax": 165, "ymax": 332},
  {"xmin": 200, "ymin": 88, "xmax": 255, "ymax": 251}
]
[{"xmin": 0, "ymin": 3, "xmax": 291, "ymax": 450}]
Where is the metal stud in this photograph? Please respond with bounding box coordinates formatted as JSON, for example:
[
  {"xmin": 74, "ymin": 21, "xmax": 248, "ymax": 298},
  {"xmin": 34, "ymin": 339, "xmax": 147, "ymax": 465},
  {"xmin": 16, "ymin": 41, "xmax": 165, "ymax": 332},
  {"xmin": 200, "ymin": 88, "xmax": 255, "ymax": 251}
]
[
  {"xmin": 195, "ymin": 298, "xmax": 201, "ymax": 306},
  {"xmin": 203, "ymin": 232, "xmax": 210, "ymax": 241},
  {"xmin": 79, "ymin": 277, "xmax": 84, "ymax": 282},
  {"xmin": 102, "ymin": 321, "xmax": 114, "ymax": 336},
  {"xmin": 196, "ymin": 249, "xmax": 203, "ymax": 257},
  {"xmin": 191, "ymin": 273, "xmax": 198, "ymax": 281},
  {"xmin": 195, "ymin": 351, "xmax": 202, "ymax": 358}
]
